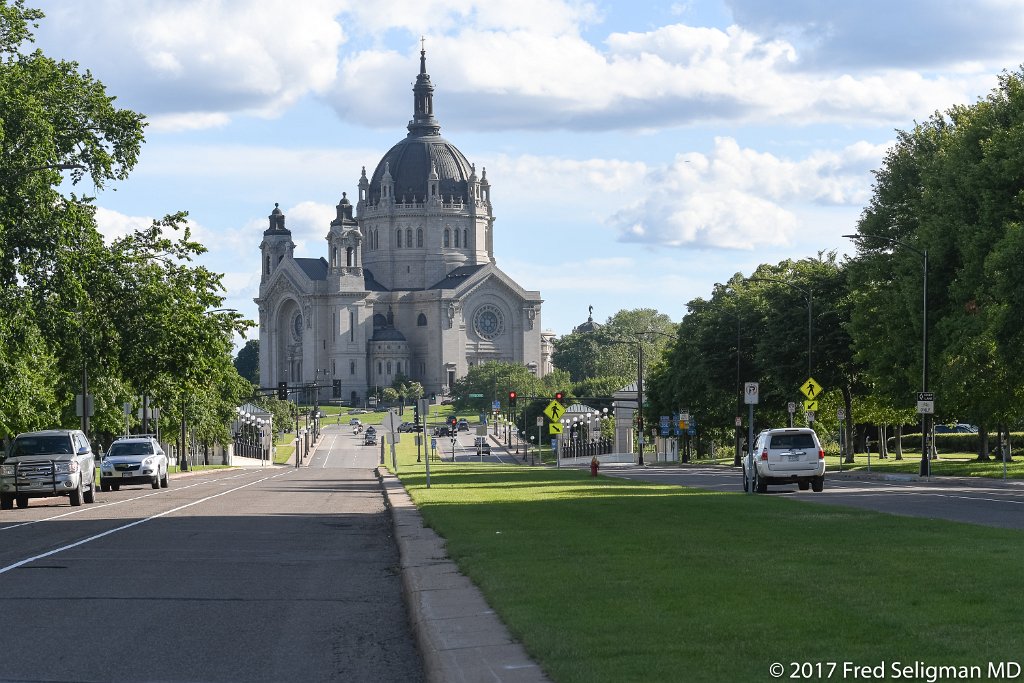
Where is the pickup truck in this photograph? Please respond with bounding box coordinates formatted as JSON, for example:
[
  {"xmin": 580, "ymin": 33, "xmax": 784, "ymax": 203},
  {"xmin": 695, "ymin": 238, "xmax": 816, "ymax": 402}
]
[{"xmin": 1, "ymin": 429, "xmax": 97, "ymax": 509}]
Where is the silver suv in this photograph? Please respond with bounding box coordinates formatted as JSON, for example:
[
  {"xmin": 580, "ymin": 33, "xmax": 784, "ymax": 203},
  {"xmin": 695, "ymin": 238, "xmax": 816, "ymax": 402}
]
[
  {"xmin": 100, "ymin": 435, "xmax": 168, "ymax": 491},
  {"xmin": 743, "ymin": 427, "xmax": 825, "ymax": 493},
  {"xmin": 0, "ymin": 429, "xmax": 97, "ymax": 509}
]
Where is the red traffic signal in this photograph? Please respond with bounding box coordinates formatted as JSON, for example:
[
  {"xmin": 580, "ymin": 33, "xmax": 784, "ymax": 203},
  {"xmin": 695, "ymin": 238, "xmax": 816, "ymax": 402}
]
[
  {"xmin": 449, "ymin": 416, "xmax": 457, "ymax": 427},
  {"xmin": 554, "ymin": 391, "xmax": 564, "ymax": 401}
]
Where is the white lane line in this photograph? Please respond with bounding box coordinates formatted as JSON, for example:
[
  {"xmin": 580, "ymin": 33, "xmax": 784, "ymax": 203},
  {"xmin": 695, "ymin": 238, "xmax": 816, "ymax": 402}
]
[
  {"xmin": 0, "ymin": 470, "xmax": 258, "ymax": 532},
  {"xmin": 0, "ymin": 470, "xmax": 291, "ymax": 575},
  {"xmin": 321, "ymin": 433, "xmax": 341, "ymax": 468}
]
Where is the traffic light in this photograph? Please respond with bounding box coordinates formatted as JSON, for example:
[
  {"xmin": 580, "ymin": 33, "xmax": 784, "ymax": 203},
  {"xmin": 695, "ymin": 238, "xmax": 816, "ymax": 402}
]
[
  {"xmin": 277, "ymin": 381, "xmax": 288, "ymax": 400},
  {"xmin": 554, "ymin": 391, "xmax": 564, "ymax": 402},
  {"xmin": 508, "ymin": 390, "xmax": 517, "ymax": 407},
  {"xmin": 449, "ymin": 416, "xmax": 457, "ymax": 428}
]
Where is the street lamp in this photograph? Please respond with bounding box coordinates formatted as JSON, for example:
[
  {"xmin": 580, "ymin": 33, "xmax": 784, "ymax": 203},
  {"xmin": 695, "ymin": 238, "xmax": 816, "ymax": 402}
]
[{"xmin": 844, "ymin": 233, "xmax": 930, "ymax": 476}]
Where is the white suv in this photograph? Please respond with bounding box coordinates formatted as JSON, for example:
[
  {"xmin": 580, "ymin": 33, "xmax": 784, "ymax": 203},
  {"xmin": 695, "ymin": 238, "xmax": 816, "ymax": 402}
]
[
  {"xmin": 1, "ymin": 429, "xmax": 97, "ymax": 509},
  {"xmin": 100, "ymin": 435, "xmax": 168, "ymax": 491},
  {"xmin": 743, "ymin": 427, "xmax": 825, "ymax": 493}
]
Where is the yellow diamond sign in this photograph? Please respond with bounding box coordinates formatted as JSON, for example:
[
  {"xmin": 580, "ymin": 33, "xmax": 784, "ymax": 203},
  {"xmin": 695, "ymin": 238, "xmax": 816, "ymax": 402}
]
[
  {"xmin": 543, "ymin": 400, "xmax": 565, "ymax": 422},
  {"xmin": 549, "ymin": 422, "xmax": 563, "ymax": 435},
  {"xmin": 800, "ymin": 377, "xmax": 823, "ymax": 400}
]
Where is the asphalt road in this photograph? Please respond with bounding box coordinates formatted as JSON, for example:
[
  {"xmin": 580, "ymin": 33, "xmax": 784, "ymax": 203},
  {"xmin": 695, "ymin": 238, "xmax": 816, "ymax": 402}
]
[
  {"xmin": 0, "ymin": 425, "xmax": 425, "ymax": 683},
  {"xmin": 602, "ymin": 463, "xmax": 1024, "ymax": 530}
]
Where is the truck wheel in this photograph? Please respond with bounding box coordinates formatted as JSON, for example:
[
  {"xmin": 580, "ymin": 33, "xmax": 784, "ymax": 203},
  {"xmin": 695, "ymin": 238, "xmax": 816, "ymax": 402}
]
[
  {"xmin": 16, "ymin": 495, "xmax": 29, "ymax": 509},
  {"xmin": 101, "ymin": 480, "xmax": 111, "ymax": 493},
  {"xmin": 151, "ymin": 475, "xmax": 160, "ymax": 489},
  {"xmin": 160, "ymin": 470, "xmax": 169, "ymax": 488},
  {"xmin": 84, "ymin": 480, "xmax": 95, "ymax": 504},
  {"xmin": 755, "ymin": 472, "xmax": 767, "ymax": 493},
  {"xmin": 70, "ymin": 479, "xmax": 83, "ymax": 506},
  {"xmin": 742, "ymin": 471, "xmax": 749, "ymax": 492},
  {"xmin": 0, "ymin": 495, "xmax": 13, "ymax": 510},
  {"xmin": 811, "ymin": 476, "xmax": 824, "ymax": 493},
  {"xmin": 798, "ymin": 481, "xmax": 810, "ymax": 491}
]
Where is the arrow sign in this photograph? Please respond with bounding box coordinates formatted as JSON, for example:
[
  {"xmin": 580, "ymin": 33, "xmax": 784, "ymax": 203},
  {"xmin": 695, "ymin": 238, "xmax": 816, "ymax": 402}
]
[
  {"xmin": 549, "ymin": 422, "xmax": 563, "ymax": 435},
  {"xmin": 803, "ymin": 400, "xmax": 818, "ymax": 412}
]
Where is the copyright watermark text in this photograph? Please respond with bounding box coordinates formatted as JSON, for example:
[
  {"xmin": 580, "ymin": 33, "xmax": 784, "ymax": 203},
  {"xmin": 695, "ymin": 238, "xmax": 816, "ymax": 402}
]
[{"xmin": 769, "ymin": 661, "xmax": 1022, "ymax": 682}]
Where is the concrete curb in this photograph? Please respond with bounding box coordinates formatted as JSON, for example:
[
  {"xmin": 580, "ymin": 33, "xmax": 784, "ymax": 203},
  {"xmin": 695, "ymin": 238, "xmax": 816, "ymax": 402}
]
[{"xmin": 376, "ymin": 466, "xmax": 551, "ymax": 683}]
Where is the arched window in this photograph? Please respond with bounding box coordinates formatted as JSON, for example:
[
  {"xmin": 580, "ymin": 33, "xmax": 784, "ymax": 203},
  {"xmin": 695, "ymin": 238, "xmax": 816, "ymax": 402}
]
[
  {"xmin": 463, "ymin": 229, "xmax": 468, "ymax": 247},
  {"xmin": 443, "ymin": 229, "xmax": 450, "ymax": 247},
  {"xmin": 350, "ymin": 361, "xmax": 356, "ymax": 375},
  {"xmin": 265, "ymin": 255, "xmax": 271, "ymax": 275},
  {"xmin": 346, "ymin": 247, "xmax": 354, "ymax": 267},
  {"xmin": 396, "ymin": 229, "xmax": 403, "ymax": 248},
  {"xmin": 387, "ymin": 361, "xmax": 392, "ymax": 374},
  {"xmin": 417, "ymin": 313, "xmax": 427, "ymax": 326},
  {"xmin": 406, "ymin": 228, "xmax": 412, "ymax": 248},
  {"xmin": 454, "ymin": 229, "xmax": 460, "ymax": 248},
  {"xmin": 378, "ymin": 361, "xmax": 382, "ymax": 375},
  {"xmin": 416, "ymin": 228, "xmax": 423, "ymax": 247},
  {"xmin": 331, "ymin": 246, "xmax": 338, "ymax": 268},
  {"xmin": 373, "ymin": 230, "xmax": 379, "ymax": 250}
]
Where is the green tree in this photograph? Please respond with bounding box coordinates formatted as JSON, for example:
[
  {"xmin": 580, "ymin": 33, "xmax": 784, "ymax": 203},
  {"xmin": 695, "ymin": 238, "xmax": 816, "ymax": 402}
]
[{"xmin": 234, "ymin": 340, "xmax": 260, "ymax": 385}]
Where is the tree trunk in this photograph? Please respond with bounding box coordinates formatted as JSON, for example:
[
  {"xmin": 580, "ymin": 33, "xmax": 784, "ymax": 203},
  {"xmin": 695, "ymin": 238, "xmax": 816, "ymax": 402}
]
[
  {"xmin": 894, "ymin": 423, "xmax": 904, "ymax": 460},
  {"xmin": 878, "ymin": 424, "xmax": 888, "ymax": 459},
  {"xmin": 977, "ymin": 425, "xmax": 990, "ymax": 461},
  {"xmin": 842, "ymin": 384, "xmax": 855, "ymax": 463}
]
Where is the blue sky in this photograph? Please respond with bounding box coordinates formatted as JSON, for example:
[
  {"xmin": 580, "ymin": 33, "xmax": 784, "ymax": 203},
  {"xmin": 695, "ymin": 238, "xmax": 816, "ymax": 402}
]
[{"xmin": 29, "ymin": 0, "xmax": 1023, "ymax": 341}]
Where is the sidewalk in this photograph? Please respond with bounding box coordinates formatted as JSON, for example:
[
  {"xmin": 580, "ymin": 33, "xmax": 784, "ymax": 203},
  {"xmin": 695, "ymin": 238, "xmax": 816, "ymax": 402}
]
[{"xmin": 377, "ymin": 466, "xmax": 550, "ymax": 683}]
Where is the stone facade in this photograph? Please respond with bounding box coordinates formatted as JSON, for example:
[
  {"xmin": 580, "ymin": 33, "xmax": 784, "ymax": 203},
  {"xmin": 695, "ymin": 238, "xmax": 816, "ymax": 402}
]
[{"xmin": 255, "ymin": 50, "xmax": 551, "ymax": 404}]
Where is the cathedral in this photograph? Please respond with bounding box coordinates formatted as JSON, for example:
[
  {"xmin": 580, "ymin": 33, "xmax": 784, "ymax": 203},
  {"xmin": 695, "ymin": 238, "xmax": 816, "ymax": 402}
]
[{"xmin": 256, "ymin": 49, "xmax": 553, "ymax": 405}]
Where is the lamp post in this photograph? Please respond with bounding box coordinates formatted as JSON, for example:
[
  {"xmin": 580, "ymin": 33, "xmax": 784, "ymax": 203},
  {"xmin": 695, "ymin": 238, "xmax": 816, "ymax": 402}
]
[{"xmin": 844, "ymin": 233, "xmax": 929, "ymax": 475}]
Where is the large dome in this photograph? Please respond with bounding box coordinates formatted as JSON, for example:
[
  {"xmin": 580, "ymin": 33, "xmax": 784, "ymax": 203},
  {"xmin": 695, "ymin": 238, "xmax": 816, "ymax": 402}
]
[
  {"xmin": 368, "ymin": 135, "xmax": 473, "ymax": 205},
  {"xmin": 366, "ymin": 48, "xmax": 474, "ymax": 205}
]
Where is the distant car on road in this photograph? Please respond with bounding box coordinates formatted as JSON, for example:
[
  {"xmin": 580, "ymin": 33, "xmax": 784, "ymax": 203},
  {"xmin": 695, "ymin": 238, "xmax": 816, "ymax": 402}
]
[
  {"xmin": 349, "ymin": 418, "xmax": 362, "ymax": 426},
  {"xmin": 474, "ymin": 437, "xmax": 491, "ymax": 456},
  {"xmin": 743, "ymin": 427, "xmax": 825, "ymax": 493},
  {"xmin": 100, "ymin": 435, "xmax": 168, "ymax": 492},
  {"xmin": 364, "ymin": 432, "xmax": 378, "ymax": 445},
  {"xmin": 456, "ymin": 419, "xmax": 470, "ymax": 432},
  {"xmin": 434, "ymin": 425, "xmax": 451, "ymax": 437}
]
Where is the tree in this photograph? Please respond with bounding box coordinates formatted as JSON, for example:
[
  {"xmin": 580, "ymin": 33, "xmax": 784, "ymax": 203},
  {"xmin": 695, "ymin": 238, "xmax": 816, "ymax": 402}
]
[
  {"xmin": 552, "ymin": 308, "xmax": 676, "ymax": 383},
  {"xmin": 234, "ymin": 340, "xmax": 260, "ymax": 385}
]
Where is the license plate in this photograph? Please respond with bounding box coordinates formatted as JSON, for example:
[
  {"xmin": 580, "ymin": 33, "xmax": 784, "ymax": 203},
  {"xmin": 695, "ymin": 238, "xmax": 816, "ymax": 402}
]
[
  {"xmin": 786, "ymin": 454, "xmax": 800, "ymax": 461},
  {"xmin": 123, "ymin": 471, "xmax": 134, "ymax": 477}
]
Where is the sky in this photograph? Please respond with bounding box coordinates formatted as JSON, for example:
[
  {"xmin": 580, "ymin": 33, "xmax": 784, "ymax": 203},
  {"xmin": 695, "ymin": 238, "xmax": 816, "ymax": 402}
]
[{"xmin": 26, "ymin": 0, "xmax": 1024, "ymax": 343}]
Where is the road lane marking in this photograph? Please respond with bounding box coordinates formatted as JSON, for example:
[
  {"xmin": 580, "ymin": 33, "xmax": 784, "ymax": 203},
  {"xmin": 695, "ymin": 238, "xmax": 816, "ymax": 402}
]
[
  {"xmin": 0, "ymin": 470, "xmax": 258, "ymax": 532},
  {"xmin": 0, "ymin": 470, "xmax": 291, "ymax": 575}
]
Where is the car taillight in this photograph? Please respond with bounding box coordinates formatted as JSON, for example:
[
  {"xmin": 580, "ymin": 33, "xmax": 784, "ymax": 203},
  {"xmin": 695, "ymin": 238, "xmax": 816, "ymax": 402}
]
[
  {"xmin": 818, "ymin": 449, "xmax": 825, "ymax": 460},
  {"xmin": 760, "ymin": 450, "xmax": 768, "ymax": 461}
]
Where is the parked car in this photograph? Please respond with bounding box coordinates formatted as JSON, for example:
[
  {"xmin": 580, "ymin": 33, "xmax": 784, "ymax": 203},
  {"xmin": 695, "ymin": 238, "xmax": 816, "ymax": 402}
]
[
  {"xmin": 398, "ymin": 422, "xmax": 415, "ymax": 433},
  {"xmin": 364, "ymin": 432, "xmax": 378, "ymax": 445},
  {"xmin": 349, "ymin": 418, "xmax": 362, "ymax": 426},
  {"xmin": 474, "ymin": 436, "xmax": 491, "ymax": 456},
  {"xmin": 457, "ymin": 419, "xmax": 470, "ymax": 432},
  {"xmin": 934, "ymin": 423, "xmax": 978, "ymax": 433},
  {"xmin": 742, "ymin": 427, "xmax": 825, "ymax": 493},
  {"xmin": 100, "ymin": 435, "xmax": 168, "ymax": 492},
  {"xmin": 348, "ymin": 409, "xmax": 369, "ymax": 415},
  {"xmin": 1, "ymin": 429, "xmax": 97, "ymax": 509}
]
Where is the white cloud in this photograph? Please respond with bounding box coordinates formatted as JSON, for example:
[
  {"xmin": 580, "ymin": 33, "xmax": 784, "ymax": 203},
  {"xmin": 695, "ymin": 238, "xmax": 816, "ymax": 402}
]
[
  {"xmin": 37, "ymin": 0, "xmax": 347, "ymax": 120},
  {"xmin": 607, "ymin": 137, "xmax": 889, "ymax": 250}
]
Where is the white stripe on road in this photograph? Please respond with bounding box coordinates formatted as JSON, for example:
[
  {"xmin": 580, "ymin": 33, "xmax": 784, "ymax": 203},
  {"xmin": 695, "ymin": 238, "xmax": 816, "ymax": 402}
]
[
  {"xmin": 0, "ymin": 470, "xmax": 291, "ymax": 575},
  {"xmin": 0, "ymin": 470, "xmax": 255, "ymax": 532}
]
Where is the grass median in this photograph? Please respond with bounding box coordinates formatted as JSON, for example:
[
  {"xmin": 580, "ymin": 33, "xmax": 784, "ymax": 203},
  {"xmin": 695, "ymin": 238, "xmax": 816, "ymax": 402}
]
[{"xmin": 388, "ymin": 443, "xmax": 1024, "ymax": 682}]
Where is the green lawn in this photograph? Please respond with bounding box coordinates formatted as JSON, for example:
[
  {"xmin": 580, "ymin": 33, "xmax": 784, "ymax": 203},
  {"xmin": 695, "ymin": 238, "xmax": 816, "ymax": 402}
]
[
  {"xmin": 387, "ymin": 444, "xmax": 1024, "ymax": 682},
  {"xmin": 825, "ymin": 451, "xmax": 1024, "ymax": 478}
]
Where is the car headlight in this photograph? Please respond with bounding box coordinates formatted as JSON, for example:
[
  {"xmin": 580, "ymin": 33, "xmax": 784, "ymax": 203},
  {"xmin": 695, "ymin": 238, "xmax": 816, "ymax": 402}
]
[
  {"xmin": 54, "ymin": 461, "xmax": 80, "ymax": 474},
  {"xmin": 143, "ymin": 457, "xmax": 155, "ymax": 467},
  {"xmin": 0, "ymin": 464, "xmax": 15, "ymax": 476}
]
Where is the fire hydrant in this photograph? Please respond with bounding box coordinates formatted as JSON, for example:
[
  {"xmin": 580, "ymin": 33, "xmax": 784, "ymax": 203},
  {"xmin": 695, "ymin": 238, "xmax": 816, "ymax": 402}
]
[{"xmin": 590, "ymin": 456, "xmax": 600, "ymax": 477}]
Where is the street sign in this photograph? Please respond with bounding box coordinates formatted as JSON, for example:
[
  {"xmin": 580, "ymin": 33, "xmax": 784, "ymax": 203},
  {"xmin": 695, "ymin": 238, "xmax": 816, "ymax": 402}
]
[
  {"xmin": 687, "ymin": 427, "xmax": 696, "ymax": 436},
  {"xmin": 837, "ymin": 408, "xmax": 846, "ymax": 420},
  {"xmin": 787, "ymin": 401, "xmax": 796, "ymax": 414},
  {"xmin": 469, "ymin": 393, "xmax": 483, "ymax": 398},
  {"xmin": 492, "ymin": 400, "xmax": 501, "ymax": 411},
  {"xmin": 744, "ymin": 382, "xmax": 759, "ymax": 405},
  {"xmin": 917, "ymin": 391, "xmax": 935, "ymax": 401},
  {"xmin": 803, "ymin": 400, "xmax": 818, "ymax": 412},
  {"xmin": 917, "ymin": 400, "xmax": 935, "ymax": 414},
  {"xmin": 536, "ymin": 416, "xmax": 544, "ymax": 427},
  {"xmin": 549, "ymin": 422, "xmax": 563, "ymax": 435},
  {"xmin": 543, "ymin": 400, "xmax": 565, "ymax": 422},
  {"xmin": 800, "ymin": 377, "xmax": 823, "ymax": 400},
  {"xmin": 735, "ymin": 416, "xmax": 742, "ymax": 427},
  {"xmin": 805, "ymin": 411, "xmax": 815, "ymax": 422}
]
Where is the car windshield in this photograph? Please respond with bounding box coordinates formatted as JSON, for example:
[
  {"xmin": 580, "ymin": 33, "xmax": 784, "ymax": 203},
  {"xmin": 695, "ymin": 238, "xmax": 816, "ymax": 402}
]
[
  {"xmin": 769, "ymin": 433, "xmax": 816, "ymax": 450},
  {"xmin": 107, "ymin": 442, "xmax": 154, "ymax": 456},
  {"xmin": 11, "ymin": 435, "xmax": 74, "ymax": 456}
]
